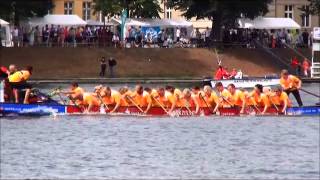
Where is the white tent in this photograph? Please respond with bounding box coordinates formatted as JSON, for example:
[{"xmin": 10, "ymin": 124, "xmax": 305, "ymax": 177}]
[
  {"xmin": 86, "ymin": 19, "xmax": 114, "ymax": 26},
  {"xmin": 0, "ymin": 19, "xmax": 9, "ymax": 25},
  {"xmin": 0, "ymin": 18, "xmax": 12, "ymax": 47},
  {"xmin": 111, "ymin": 18, "xmax": 193, "ymax": 28},
  {"xmin": 238, "ymin": 17, "xmax": 301, "ymax": 29},
  {"xmin": 29, "ymin": 15, "xmax": 87, "ymax": 26}
]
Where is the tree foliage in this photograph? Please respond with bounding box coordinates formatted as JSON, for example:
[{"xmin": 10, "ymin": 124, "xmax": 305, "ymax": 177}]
[
  {"xmin": 93, "ymin": 0, "xmax": 162, "ymax": 19},
  {"xmin": 167, "ymin": 0, "xmax": 271, "ymax": 40},
  {"xmin": 0, "ymin": 0, "xmax": 53, "ymax": 25}
]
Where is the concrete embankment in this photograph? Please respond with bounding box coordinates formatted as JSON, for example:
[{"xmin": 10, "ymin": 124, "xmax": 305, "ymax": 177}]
[{"xmin": 1, "ymin": 47, "xmax": 282, "ymax": 79}]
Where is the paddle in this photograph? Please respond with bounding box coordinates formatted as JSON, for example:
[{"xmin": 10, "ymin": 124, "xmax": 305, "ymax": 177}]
[
  {"xmin": 199, "ymin": 93, "xmax": 216, "ymax": 114},
  {"xmin": 151, "ymin": 95, "xmax": 169, "ymax": 115},
  {"xmin": 125, "ymin": 95, "xmax": 144, "ymax": 113},
  {"xmin": 300, "ymin": 88, "xmax": 320, "ymax": 98},
  {"xmin": 96, "ymin": 93, "xmax": 109, "ymax": 111}
]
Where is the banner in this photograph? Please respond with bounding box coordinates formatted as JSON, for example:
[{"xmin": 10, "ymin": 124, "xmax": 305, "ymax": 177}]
[
  {"xmin": 121, "ymin": 9, "xmax": 127, "ymax": 41},
  {"xmin": 141, "ymin": 26, "xmax": 161, "ymax": 40}
]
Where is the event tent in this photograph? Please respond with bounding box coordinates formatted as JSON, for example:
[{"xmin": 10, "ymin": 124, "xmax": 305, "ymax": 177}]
[
  {"xmin": 111, "ymin": 18, "xmax": 193, "ymax": 28},
  {"xmin": 0, "ymin": 19, "xmax": 9, "ymax": 25},
  {"xmin": 86, "ymin": 19, "xmax": 114, "ymax": 26},
  {"xmin": 0, "ymin": 18, "xmax": 12, "ymax": 47},
  {"xmin": 28, "ymin": 15, "xmax": 87, "ymax": 26},
  {"xmin": 238, "ymin": 17, "xmax": 301, "ymax": 29}
]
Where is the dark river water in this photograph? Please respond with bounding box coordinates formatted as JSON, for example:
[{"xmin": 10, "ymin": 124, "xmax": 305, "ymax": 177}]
[{"xmin": 1, "ymin": 83, "xmax": 319, "ymax": 179}]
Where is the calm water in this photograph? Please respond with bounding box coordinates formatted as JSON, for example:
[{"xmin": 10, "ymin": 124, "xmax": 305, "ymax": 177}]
[{"xmin": 1, "ymin": 83, "xmax": 319, "ymax": 179}]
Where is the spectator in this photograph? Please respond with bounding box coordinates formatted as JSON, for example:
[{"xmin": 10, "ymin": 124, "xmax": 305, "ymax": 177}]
[
  {"xmin": 112, "ymin": 33, "xmax": 120, "ymax": 48},
  {"xmin": 302, "ymin": 29, "xmax": 309, "ymax": 48},
  {"xmin": 291, "ymin": 56, "xmax": 300, "ymax": 76},
  {"xmin": 12, "ymin": 26, "xmax": 19, "ymax": 47},
  {"xmin": 302, "ymin": 58, "xmax": 310, "ymax": 77},
  {"xmin": 234, "ymin": 69, "xmax": 243, "ymax": 79},
  {"xmin": 108, "ymin": 57, "xmax": 117, "ymax": 78},
  {"xmin": 176, "ymin": 27, "xmax": 181, "ymax": 42},
  {"xmin": 99, "ymin": 57, "xmax": 107, "ymax": 77}
]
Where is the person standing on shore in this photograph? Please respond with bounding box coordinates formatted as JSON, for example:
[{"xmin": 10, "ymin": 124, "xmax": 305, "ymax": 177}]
[
  {"xmin": 108, "ymin": 57, "xmax": 117, "ymax": 78},
  {"xmin": 99, "ymin": 57, "xmax": 106, "ymax": 77},
  {"xmin": 280, "ymin": 69, "xmax": 303, "ymax": 107},
  {"xmin": 302, "ymin": 58, "xmax": 310, "ymax": 77}
]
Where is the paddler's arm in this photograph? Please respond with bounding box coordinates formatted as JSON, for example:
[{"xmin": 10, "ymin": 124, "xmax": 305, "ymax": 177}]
[
  {"xmin": 281, "ymin": 98, "xmax": 288, "ymax": 114},
  {"xmin": 144, "ymin": 97, "xmax": 152, "ymax": 114},
  {"xmin": 169, "ymin": 99, "xmax": 176, "ymax": 113},
  {"xmin": 110, "ymin": 96, "xmax": 121, "ymax": 113},
  {"xmin": 193, "ymin": 96, "xmax": 200, "ymax": 114},
  {"xmin": 240, "ymin": 97, "xmax": 246, "ymax": 114}
]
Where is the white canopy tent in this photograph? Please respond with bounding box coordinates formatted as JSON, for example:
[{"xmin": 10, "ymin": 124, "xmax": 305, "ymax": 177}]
[
  {"xmin": 0, "ymin": 19, "xmax": 9, "ymax": 25},
  {"xmin": 28, "ymin": 15, "xmax": 87, "ymax": 26},
  {"xmin": 0, "ymin": 18, "xmax": 12, "ymax": 47},
  {"xmin": 238, "ymin": 17, "xmax": 301, "ymax": 29},
  {"xmin": 86, "ymin": 19, "xmax": 114, "ymax": 26}
]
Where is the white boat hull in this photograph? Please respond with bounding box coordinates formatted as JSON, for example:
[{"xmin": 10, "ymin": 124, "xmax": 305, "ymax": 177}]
[{"xmin": 210, "ymin": 78, "xmax": 280, "ymax": 88}]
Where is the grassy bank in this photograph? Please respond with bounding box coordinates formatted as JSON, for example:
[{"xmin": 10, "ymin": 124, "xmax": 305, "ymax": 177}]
[{"xmin": 0, "ymin": 47, "xmax": 282, "ymax": 79}]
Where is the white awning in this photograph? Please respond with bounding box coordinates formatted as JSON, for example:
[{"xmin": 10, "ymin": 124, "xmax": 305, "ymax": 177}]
[
  {"xmin": 0, "ymin": 19, "xmax": 9, "ymax": 25},
  {"xmin": 86, "ymin": 19, "xmax": 114, "ymax": 26},
  {"xmin": 29, "ymin": 15, "xmax": 87, "ymax": 26},
  {"xmin": 238, "ymin": 17, "xmax": 301, "ymax": 29}
]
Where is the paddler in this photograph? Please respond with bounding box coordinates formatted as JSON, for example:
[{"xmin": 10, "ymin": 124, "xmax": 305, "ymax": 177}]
[
  {"xmin": 130, "ymin": 85, "xmax": 150, "ymax": 111},
  {"xmin": 248, "ymin": 84, "xmax": 270, "ymax": 114},
  {"xmin": 181, "ymin": 88, "xmax": 199, "ymax": 114},
  {"xmin": 227, "ymin": 83, "xmax": 246, "ymax": 114},
  {"xmin": 143, "ymin": 87, "xmax": 157, "ymax": 113},
  {"xmin": 82, "ymin": 87, "xmax": 100, "ymax": 112},
  {"xmin": 8, "ymin": 66, "xmax": 33, "ymax": 104},
  {"xmin": 62, "ymin": 82, "xmax": 84, "ymax": 105},
  {"xmin": 99, "ymin": 86, "xmax": 121, "ymax": 113},
  {"xmin": 154, "ymin": 87, "xmax": 170, "ymax": 108},
  {"xmin": 198, "ymin": 86, "xmax": 219, "ymax": 113},
  {"xmin": 280, "ymin": 69, "xmax": 303, "ymax": 107},
  {"xmin": 270, "ymin": 87, "xmax": 291, "ymax": 113},
  {"xmin": 214, "ymin": 82, "xmax": 233, "ymax": 108}
]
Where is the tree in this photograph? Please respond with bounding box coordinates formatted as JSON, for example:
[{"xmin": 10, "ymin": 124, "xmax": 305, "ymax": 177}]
[
  {"xmin": 0, "ymin": 0, "xmax": 53, "ymax": 25},
  {"xmin": 93, "ymin": 0, "xmax": 122, "ymax": 23},
  {"xmin": 166, "ymin": 0, "xmax": 271, "ymax": 41},
  {"xmin": 93, "ymin": 0, "xmax": 162, "ymax": 19}
]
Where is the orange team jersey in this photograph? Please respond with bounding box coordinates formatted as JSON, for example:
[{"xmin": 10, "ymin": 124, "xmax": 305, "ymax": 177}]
[
  {"xmin": 154, "ymin": 95, "xmax": 169, "ymax": 108},
  {"xmin": 83, "ymin": 93, "xmax": 100, "ymax": 106},
  {"xmin": 248, "ymin": 91, "xmax": 270, "ymax": 107},
  {"xmin": 270, "ymin": 92, "xmax": 291, "ymax": 107},
  {"xmin": 219, "ymin": 89, "xmax": 232, "ymax": 107},
  {"xmin": 280, "ymin": 75, "xmax": 301, "ymax": 90},
  {"xmin": 198, "ymin": 92, "xmax": 219, "ymax": 107},
  {"xmin": 180, "ymin": 98, "xmax": 197, "ymax": 108},
  {"xmin": 8, "ymin": 70, "xmax": 31, "ymax": 83},
  {"xmin": 142, "ymin": 91, "xmax": 153, "ymax": 107},
  {"xmin": 131, "ymin": 92, "xmax": 147, "ymax": 107},
  {"xmin": 230, "ymin": 90, "xmax": 245, "ymax": 107},
  {"xmin": 166, "ymin": 92, "xmax": 176, "ymax": 106},
  {"xmin": 102, "ymin": 90, "xmax": 121, "ymax": 105}
]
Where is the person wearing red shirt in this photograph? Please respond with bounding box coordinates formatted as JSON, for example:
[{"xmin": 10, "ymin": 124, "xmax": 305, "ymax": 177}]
[{"xmin": 291, "ymin": 56, "xmax": 300, "ymax": 76}]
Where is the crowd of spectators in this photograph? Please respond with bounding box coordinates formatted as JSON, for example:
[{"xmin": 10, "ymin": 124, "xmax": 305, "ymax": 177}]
[
  {"xmin": 9, "ymin": 24, "xmax": 314, "ymax": 49},
  {"xmin": 221, "ymin": 28, "xmax": 313, "ymax": 49}
]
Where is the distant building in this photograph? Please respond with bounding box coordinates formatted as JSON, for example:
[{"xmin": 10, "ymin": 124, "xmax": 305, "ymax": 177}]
[
  {"xmin": 265, "ymin": 0, "xmax": 320, "ymax": 31},
  {"xmin": 50, "ymin": 0, "xmax": 319, "ymax": 31},
  {"xmin": 51, "ymin": 0, "xmax": 99, "ymax": 21}
]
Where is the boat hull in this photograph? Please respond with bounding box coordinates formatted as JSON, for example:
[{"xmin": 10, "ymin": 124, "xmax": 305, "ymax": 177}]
[{"xmin": 1, "ymin": 103, "xmax": 319, "ymax": 117}]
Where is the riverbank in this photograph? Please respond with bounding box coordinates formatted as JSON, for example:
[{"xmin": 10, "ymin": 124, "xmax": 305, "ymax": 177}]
[{"xmin": 1, "ymin": 47, "xmax": 282, "ymax": 78}]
